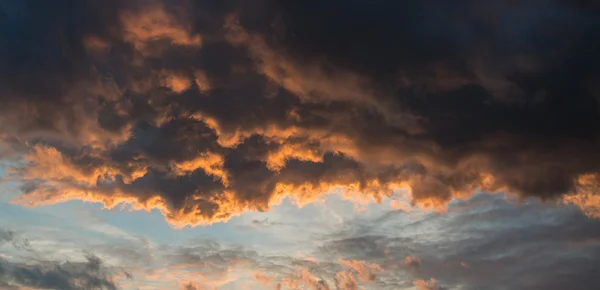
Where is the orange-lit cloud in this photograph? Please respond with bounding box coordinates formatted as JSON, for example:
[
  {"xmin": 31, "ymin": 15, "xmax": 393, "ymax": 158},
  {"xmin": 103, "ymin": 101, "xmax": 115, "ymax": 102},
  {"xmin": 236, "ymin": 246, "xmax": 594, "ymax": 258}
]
[
  {"xmin": 180, "ymin": 281, "xmax": 211, "ymax": 290},
  {"xmin": 194, "ymin": 70, "xmax": 211, "ymax": 92},
  {"xmin": 161, "ymin": 71, "xmax": 192, "ymax": 93},
  {"xmin": 405, "ymin": 256, "xmax": 421, "ymax": 271},
  {"xmin": 120, "ymin": 2, "xmax": 201, "ymax": 56},
  {"xmin": 563, "ymin": 174, "xmax": 600, "ymax": 219},
  {"xmin": 11, "ymin": 134, "xmax": 592, "ymax": 227},
  {"xmin": 254, "ymin": 272, "xmax": 275, "ymax": 287},
  {"xmin": 281, "ymin": 268, "xmax": 330, "ymax": 290},
  {"xmin": 338, "ymin": 259, "xmax": 383, "ymax": 283},
  {"xmin": 223, "ymin": 14, "xmax": 421, "ymax": 132},
  {"xmin": 334, "ymin": 271, "xmax": 358, "ymax": 290},
  {"xmin": 170, "ymin": 152, "xmax": 229, "ymax": 185},
  {"xmin": 413, "ymin": 278, "xmax": 443, "ymax": 290},
  {"xmin": 20, "ymin": 145, "xmax": 145, "ymax": 186}
]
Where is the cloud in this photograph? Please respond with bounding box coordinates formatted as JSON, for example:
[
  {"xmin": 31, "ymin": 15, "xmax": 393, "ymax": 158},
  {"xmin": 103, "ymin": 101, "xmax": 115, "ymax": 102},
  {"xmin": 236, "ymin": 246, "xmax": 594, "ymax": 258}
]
[
  {"xmin": 405, "ymin": 256, "xmax": 421, "ymax": 271},
  {"xmin": 337, "ymin": 259, "xmax": 383, "ymax": 283},
  {"xmin": 0, "ymin": 229, "xmax": 33, "ymax": 252},
  {"xmin": 119, "ymin": 1, "xmax": 201, "ymax": 56},
  {"xmin": 334, "ymin": 271, "xmax": 358, "ymax": 290},
  {"xmin": 563, "ymin": 174, "xmax": 600, "ymax": 218},
  {"xmin": 0, "ymin": 254, "xmax": 120, "ymax": 290},
  {"xmin": 108, "ymin": 237, "xmax": 391, "ymax": 289},
  {"xmin": 281, "ymin": 268, "xmax": 332, "ymax": 290},
  {"xmin": 1, "ymin": 0, "xmax": 600, "ymax": 227},
  {"xmin": 253, "ymin": 272, "xmax": 274, "ymax": 286},
  {"xmin": 0, "ymin": 229, "xmax": 13, "ymax": 243},
  {"xmin": 413, "ymin": 278, "xmax": 444, "ymax": 290},
  {"xmin": 3, "ymin": 192, "xmax": 599, "ymax": 289},
  {"xmin": 0, "ymin": 227, "xmax": 131, "ymax": 289},
  {"xmin": 179, "ymin": 281, "xmax": 212, "ymax": 290},
  {"xmin": 223, "ymin": 14, "xmax": 419, "ymax": 132},
  {"xmin": 313, "ymin": 193, "xmax": 600, "ymax": 290}
]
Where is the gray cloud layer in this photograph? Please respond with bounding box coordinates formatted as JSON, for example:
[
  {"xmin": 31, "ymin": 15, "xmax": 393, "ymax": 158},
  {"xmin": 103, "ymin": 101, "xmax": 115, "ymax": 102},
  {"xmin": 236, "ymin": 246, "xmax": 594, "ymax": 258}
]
[
  {"xmin": 2, "ymin": 193, "xmax": 599, "ymax": 289},
  {"xmin": 0, "ymin": 253, "xmax": 119, "ymax": 290}
]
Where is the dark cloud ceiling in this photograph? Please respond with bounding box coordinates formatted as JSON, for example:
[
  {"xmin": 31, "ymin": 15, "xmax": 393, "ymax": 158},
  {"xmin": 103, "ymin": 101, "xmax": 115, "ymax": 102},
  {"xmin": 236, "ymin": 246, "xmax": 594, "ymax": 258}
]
[{"xmin": 0, "ymin": 0, "xmax": 599, "ymax": 226}]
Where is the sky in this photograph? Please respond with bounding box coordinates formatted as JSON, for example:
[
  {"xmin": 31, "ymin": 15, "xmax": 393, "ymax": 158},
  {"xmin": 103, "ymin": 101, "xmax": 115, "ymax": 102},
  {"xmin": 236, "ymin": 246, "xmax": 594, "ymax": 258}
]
[{"xmin": 0, "ymin": 0, "xmax": 600, "ymax": 289}]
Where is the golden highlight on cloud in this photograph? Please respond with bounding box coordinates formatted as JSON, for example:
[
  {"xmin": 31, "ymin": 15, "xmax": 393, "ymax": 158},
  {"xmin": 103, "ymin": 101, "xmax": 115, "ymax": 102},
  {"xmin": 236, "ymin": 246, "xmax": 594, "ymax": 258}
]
[
  {"xmin": 338, "ymin": 259, "xmax": 384, "ymax": 283},
  {"xmin": 170, "ymin": 152, "xmax": 229, "ymax": 185},
  {"xmin": 253, "ymin": 272, "xmax": 274, "ymax": 287},
  {"xmin": 1, "ymin": 0, "xmax": 600, "ymax": 228},
  {"xmin": 404, "ymin": 256, "xmax": 421, "ymax": 271},
  {"xmin": 413, "ymin": 278, "xmax": 443, "ymax": 290},
  {"xmin": 161, "ymin": 70, "xmax": 192, "ymax": 93},
  {"xmin": 194, "ymin": 70, "xmax": 211, "ymax": 93},
  {"xmin": 563, "ymin": 174, "xmax": 600, "ymax": 219},
  {"xmin": 120, "ymin": 2, "xmax": 201, "ymax": 56},
  {"xmin": 223, "ymin": 15, "xmax": 421, "ymax": 132},
  {"xmin": 334, "ymin": 271, "xmax": 359, "ymax": 290}
]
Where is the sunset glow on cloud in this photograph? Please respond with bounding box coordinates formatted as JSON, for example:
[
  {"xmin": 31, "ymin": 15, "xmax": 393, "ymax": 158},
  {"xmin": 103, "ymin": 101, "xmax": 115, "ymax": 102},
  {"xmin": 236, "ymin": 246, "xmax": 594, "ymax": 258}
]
[{"xmin": 1, "ymin": 0, "xmax": 600, "ymax": 289}]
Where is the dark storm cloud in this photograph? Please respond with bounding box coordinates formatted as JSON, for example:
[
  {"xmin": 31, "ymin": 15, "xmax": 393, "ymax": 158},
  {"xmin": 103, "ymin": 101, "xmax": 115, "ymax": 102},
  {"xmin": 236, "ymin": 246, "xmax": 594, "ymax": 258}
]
[
  {"xmin": 1, "ymin": 0, "xmax": 600, "ymax": 226},
  {"xmin": 253, "ymin": 0, "xmax": 600, "ymax": 196},
  {"xmin": 0, "ymin": 0, "xmax": 118, "ymax": 98}
]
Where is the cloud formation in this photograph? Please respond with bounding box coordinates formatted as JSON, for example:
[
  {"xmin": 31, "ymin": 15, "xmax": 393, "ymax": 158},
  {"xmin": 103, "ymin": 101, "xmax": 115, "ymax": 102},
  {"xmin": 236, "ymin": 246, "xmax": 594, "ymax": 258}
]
[
  {"xmin": 2, "ymin": 192, "xmax": 599, "ymax": 289},
  {"xmin": 0, "ymin": 254, "xmax": 119, "ymax": 290},
  {"xmin": 413, "ymin": 278, "xmax": 444, "ymax": 290},
  {"xmin": 315, "ymin": 193, "xmax": 600, "ymax": 290},
  {"xmin": 1, "ymin": 0, "xmax": 600, "ymax": 226}
]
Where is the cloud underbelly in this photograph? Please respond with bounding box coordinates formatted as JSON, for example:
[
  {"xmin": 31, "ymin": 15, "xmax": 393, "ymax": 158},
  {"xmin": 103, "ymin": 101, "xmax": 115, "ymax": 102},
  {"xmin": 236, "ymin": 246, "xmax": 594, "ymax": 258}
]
[{"xmin": 1, "ymin": 0, "xmax": 600, "ymax": 227}]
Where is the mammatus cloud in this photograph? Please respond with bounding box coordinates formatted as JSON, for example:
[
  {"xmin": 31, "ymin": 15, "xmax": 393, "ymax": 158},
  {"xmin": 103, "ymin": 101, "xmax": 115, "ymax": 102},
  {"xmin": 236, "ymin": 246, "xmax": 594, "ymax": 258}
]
[{"xmin": 1, "ymin": 0, "xmax": 600, "ymax": 226}]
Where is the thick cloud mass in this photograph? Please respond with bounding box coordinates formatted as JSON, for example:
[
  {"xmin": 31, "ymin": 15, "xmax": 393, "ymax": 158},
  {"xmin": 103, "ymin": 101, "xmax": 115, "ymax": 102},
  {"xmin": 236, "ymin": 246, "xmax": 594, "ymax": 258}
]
[{"xmin": 1, "ymin": 0, "xmax": 600, "ymax": 226}]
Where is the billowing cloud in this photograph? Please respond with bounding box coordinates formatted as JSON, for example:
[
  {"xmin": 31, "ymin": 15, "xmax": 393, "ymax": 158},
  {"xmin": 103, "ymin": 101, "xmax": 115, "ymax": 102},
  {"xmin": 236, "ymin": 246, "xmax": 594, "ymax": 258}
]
[{"xmin": 1, "ymin": 0, "xmax": 600, "ymax": 227}]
